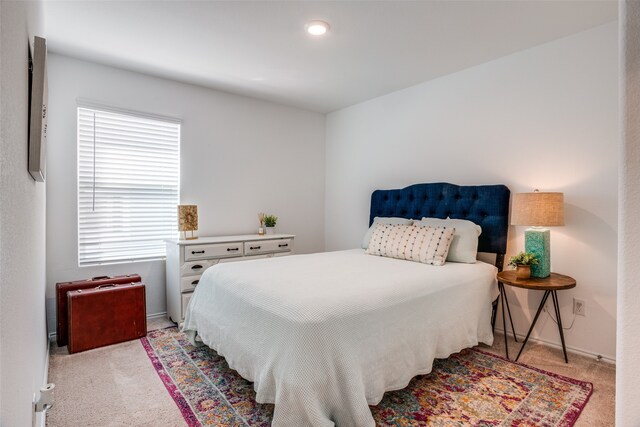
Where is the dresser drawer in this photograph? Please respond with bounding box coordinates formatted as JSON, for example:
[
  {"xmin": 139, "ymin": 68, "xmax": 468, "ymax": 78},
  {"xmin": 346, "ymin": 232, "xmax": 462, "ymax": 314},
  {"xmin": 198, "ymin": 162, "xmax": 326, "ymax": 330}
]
[
  {"xmin": 243, "ymin": 254, "xmax": 271, "ymax": 261},
  {"xmin": 184, "ymin": 242, "xmax": 243, "ymax": 261},
  {"xmin": 244, "ymin": 238, "xmax": 292, "ymax": 255},
  {"xmin": 218, "ymin": 256, "xmax": 250, "ymax": 264},
  {"xmin": 181, "ymin": 276, "xmax": 202, "ymax": 292},
  {"xmin": 180, "ymin": 259, "xmax": 217, "ymax": 277}
]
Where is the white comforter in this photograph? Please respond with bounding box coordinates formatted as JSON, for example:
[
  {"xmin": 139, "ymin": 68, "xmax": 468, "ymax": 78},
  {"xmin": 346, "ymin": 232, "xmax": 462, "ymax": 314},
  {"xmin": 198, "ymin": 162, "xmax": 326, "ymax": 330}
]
[{"xmin": 183, "ymin": 249, "xmax": 496, "ymax": 427}]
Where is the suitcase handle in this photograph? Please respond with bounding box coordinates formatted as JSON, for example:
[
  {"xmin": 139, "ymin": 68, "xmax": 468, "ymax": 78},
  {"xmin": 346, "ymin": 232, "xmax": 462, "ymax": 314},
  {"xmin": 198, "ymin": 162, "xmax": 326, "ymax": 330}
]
[
  {"xmin": 92, "ymin": 276, "xmax": 110, "ymax": 280},
  {"xmin": 96, "ymin": 284, "xmax": 116, "ymax": 289}
]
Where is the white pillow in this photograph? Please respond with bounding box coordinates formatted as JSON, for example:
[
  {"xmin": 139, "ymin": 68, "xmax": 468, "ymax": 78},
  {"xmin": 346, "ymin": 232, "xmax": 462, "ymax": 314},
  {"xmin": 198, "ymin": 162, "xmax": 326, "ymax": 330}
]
[
  {"xmin": 362, "ymin": 217, "xmax": 413, "ymax": 249},
  {"xmin": 366, "ymin": 223, "xmax": 455, "ymax": 266},
  {"xmin": 415, "ymin": 217, "xmax": 481, "ymax": 263}
]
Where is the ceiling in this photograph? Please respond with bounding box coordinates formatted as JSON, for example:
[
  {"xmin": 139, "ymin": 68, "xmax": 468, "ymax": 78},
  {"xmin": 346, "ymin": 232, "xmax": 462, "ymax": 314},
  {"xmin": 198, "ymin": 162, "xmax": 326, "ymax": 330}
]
[{"xmin": 43, "ymin": 1, "xmax": 617, "ymax": 113}]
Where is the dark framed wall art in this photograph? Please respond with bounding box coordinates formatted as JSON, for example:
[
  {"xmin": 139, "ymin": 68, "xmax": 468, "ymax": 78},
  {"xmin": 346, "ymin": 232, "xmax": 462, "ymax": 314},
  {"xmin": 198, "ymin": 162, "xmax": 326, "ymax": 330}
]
[{"xmin": 28, "ymin": 36, "xmax": 48, "ymax": 182}]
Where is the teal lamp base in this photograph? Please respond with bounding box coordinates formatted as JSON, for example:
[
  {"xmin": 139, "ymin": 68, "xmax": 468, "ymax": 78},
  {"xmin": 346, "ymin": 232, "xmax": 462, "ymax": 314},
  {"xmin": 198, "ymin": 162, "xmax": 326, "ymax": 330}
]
[{"xmin": 524, "ymin": 228, "xmax": 551, "ymax": 278}]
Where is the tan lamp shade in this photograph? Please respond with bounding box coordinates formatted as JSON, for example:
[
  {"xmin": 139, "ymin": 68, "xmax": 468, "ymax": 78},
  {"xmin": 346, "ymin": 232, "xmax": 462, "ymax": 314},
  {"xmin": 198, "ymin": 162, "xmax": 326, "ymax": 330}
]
[
  {"xmin": 178, "ymin": 205, "xmax": 198, "ymax": 232},
  {"xmin": 511, "ymin": 192, "xmax": 564, "ymax": 226}
]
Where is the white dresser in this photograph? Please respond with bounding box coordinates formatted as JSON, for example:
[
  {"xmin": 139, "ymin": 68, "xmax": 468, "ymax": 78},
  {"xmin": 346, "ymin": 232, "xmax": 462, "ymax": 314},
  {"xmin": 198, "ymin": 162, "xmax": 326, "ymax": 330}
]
[{"xmin": 165, "ymin": 234, "xmax": 295, "ymax": 323}]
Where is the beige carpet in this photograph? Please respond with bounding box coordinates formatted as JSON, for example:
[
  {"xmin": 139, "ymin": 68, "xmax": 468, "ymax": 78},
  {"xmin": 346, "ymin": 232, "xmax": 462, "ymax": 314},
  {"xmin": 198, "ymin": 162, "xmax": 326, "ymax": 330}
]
[
  {"xmin": 47, "ymin": 318, "xmax": 614, "ymax": 426},
  {"xmin": 46, "ymin": 318, "xmax": 185, "ymax": 427}
]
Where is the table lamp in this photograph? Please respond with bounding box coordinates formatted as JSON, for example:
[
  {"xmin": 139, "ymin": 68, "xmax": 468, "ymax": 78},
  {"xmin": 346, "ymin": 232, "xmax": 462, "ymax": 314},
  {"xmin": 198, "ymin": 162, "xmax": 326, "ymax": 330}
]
[
  {"xmin": 178, "ymin": 205, "xmax": 198, "ymax": 240},
  {"xmin": 510, "ymin": 190, "xmax": 564, "ymax": 278}
]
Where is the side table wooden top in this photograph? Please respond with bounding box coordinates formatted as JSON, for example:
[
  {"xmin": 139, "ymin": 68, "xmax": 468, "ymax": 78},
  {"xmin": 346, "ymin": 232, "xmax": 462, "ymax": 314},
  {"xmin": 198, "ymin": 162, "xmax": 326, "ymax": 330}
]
[{"xmin": 497, "ymin": 271, "xmax": 576, "ymax": 291}]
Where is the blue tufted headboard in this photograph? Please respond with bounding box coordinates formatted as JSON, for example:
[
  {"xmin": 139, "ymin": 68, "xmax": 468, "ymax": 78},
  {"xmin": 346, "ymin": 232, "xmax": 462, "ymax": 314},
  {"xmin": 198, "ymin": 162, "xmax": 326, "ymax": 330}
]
[{"xmin": 369, "ymin": 183, "xmax": 510, "ymax": 256}]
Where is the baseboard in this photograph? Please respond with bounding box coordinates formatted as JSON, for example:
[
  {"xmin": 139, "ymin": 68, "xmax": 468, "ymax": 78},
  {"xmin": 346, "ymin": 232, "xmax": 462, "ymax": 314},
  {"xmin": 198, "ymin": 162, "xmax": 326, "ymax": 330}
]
[
  {"xmin": 493, "ymin": 327, "xmax": 616, "ymax": 364},
  {"xmin": 47, "ymin": 312, "xmax": 168, "ymax": 343},
  {"xmin": 33, "ymin": 335, "xmax": 51, "ymax": 427},
  {"xmin": 43, "ymin": 337, "xmax": 50, "ymax": 382},
  {"xmin": 147, "ymin": 311, "xmax": 167, "ymax": 320}
]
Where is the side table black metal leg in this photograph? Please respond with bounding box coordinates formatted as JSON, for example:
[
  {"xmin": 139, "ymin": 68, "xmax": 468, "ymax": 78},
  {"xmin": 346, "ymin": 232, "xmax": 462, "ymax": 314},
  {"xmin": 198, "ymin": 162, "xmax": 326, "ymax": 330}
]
[
  {"xmin": 499, "ymin": 283, "xmax": 510, "ymax": 359},
  {"xmin": 551, "ymin": 290, "xmax": 569, "ymax": 363},
  {"xmin": 515, "ymin": 290, "xmax": 551, "ymax": 362},
  {"xmin": 503, "ymin": 285, "xmax": 518, "ymax": 343}
]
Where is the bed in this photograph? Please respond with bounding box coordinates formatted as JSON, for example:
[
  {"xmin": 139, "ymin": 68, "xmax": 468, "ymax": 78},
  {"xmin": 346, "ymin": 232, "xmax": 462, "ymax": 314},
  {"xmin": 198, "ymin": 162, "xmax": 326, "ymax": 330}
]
[{"xmin": 183, "ymin": 182, "xmax": 510, "ymax": 427}]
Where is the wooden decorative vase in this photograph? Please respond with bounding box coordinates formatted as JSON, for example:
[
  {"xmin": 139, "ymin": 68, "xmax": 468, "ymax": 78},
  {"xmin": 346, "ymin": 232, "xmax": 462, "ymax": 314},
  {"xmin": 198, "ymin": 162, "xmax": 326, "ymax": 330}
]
[{"xmin": 516, "ymin": 264, "xmax": 531, "ymax": 279}]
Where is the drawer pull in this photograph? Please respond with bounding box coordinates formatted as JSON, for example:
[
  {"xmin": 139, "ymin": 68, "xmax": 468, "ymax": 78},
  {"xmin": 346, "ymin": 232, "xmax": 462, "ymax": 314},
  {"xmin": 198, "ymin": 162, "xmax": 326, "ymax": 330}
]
[
  {"xmin": 227, "ymin": 247, "xmax": 239, "ymax": 252},
  {"xmin": 191, "ymin": 280, "xmax": 199, "ymax": 286},
  {"xmin": 191, "ymin": 264, "xmax": 203, "ymax": 270},
  {"xmin": 250, "ymin": 246, "xmax": 261, "ymax": 250},
  {"xmin": 191, "ymin": 250, "xmax": 205, "ymax": 255},
  {"xmin": 278, "ymin": 243, "xmax": 288, "ymax": 248}
]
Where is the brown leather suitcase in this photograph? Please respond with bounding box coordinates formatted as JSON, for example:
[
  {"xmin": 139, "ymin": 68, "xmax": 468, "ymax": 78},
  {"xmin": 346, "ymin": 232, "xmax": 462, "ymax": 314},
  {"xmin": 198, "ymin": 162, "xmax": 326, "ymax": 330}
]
[
  {"xmin": 67, "ymin": 282, "xmax": 146, "ymax": 354},
  {"xmin": 56, "ymin": 274, "xmax": 141, "ymax": 346}
]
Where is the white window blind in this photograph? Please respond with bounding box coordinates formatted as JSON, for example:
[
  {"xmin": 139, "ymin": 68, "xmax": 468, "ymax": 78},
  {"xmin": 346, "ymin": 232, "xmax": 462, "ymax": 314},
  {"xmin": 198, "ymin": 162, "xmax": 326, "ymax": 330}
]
[{"xmin": 78, "ymin": 107, "xmax": 180, "ymax": 266}]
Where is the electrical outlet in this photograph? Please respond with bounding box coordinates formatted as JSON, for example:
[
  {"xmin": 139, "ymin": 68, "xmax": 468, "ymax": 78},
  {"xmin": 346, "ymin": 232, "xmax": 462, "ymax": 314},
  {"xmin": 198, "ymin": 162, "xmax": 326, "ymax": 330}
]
[{"xmin": 573, "ymin": 298, "xmax": 586, "ymax": 316}]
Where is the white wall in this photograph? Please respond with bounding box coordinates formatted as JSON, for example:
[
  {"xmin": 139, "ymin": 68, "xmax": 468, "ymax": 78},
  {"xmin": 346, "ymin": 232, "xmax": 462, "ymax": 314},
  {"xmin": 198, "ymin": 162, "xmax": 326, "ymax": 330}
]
[
  {"xmin": 325, "ymin": 23, "xmax": 618, "ymax": 359},
  {"xmin": 46, "ymin": 55, "xmax": 325, "ymax": 332},
  {"xmin": 617, "ymin": 1, "xmax": 640, "ymax": 424},
  {"xmin": 0, "ymin": 1, "xmax": 48, "ymax": 426}
]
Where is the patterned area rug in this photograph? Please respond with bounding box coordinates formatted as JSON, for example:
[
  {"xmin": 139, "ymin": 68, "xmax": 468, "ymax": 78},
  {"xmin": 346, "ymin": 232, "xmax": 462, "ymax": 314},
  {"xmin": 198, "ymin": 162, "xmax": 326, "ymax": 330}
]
[{"xmin": 141, "ymin": 327, "xmax": 592, "ymax": 426}]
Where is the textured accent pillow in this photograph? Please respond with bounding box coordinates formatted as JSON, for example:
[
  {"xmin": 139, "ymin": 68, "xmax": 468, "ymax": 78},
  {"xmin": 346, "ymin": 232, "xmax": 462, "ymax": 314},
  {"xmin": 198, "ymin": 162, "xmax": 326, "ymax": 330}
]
[
  {"xmin": 361, "ymin": 217, "xmax": 414, "ymax": 249},
  {"xmin": 365, "ymin": 223, "xmax": 455, "ymax": 266},
  {"xmin": 415, "ymin": 217, "xmax": 482, "ymax": 263}
]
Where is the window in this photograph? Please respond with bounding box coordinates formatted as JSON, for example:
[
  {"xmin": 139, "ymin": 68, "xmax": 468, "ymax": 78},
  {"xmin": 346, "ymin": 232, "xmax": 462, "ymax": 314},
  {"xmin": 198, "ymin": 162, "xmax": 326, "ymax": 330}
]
[{"xmin": 78, "ymin": 106, "xmax": 180, "ymax": 266}]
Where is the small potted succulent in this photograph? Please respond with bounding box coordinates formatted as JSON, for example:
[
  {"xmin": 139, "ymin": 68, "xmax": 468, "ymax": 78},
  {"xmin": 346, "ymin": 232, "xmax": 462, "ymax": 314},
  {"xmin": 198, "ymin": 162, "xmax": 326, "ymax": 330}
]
[
  {"xmin": 264, "ymin": 214, "xmax": 278, "ymax": 234},
  {"xmin": 508, "ymin": 251, "xmax": 539, "ymax": 279}
]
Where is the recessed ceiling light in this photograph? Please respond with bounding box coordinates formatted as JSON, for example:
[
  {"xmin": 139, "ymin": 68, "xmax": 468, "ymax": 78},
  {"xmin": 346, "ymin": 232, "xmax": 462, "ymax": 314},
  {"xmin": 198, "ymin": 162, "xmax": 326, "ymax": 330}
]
[{"xmin": 306, "ymin": 20, "xmax": 330, "ymax": 36}]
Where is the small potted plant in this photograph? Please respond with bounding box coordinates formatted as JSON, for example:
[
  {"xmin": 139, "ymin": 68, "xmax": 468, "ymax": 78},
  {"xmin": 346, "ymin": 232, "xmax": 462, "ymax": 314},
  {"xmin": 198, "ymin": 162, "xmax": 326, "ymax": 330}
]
[
  {"xmin": 264, "ymin": 214, "xmax": 278, "ymax": 234},
  {"xmin": 508, "ymin": 251, "xmax": 539, "ymax": 279}
]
